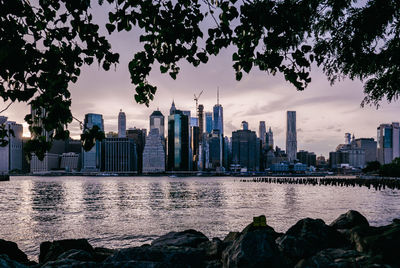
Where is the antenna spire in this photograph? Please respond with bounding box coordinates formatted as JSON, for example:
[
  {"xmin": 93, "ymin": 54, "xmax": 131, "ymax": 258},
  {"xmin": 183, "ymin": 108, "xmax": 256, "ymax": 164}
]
[{"xmin": 217, "ymin": 87, "xmax": 219, "ymax": 105}]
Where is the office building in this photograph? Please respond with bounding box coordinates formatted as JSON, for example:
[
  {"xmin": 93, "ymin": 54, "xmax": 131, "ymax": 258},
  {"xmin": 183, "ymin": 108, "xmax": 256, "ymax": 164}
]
[
  {"xmin": 286, "ymin": 111, "xmax": 297, "ymax": 161},
  {"xmin": 266, "ymin": 127, "xmax": 274, "ymax": 149},
  {"xmin": 60, "ymin": 152, "xmax": 79, "ymax": 171},
  {"xmin": 82, "ymin": 113, "xmax": 104, "ymax": 171},
  {"xmin": 231, "ymin": 124, "xmax": 260, "ymax": 171},
  {"xmin": 118, "ymin": 109, "xmax": 126, "ymax": 138},
  {"xmin": 170, "ymin": 100, "xmax": 176, "ymax": 115},
  {"xmin": 30, "ymin": 153, "xmax": 59, "ymax": 173},
  {"xmin": 103, "ymin": 138, "xmax": 137, "ymax": 172},
  {"xmin": 297, "ymin": 150, "xmax": 316, "ymax": 167},
  {"xmin": 143, "ymin": 129, "xmax": 165, "ymax": 173},
  {"xmin": 205, "ymin": 112, "xmax": 213, "ymax": 134},
  {"xmin": 126, "ymin": 128, "xmax": 146, "ymax": 173},
  {"xmin": 167, "ymin": 110, "xmax": 189, "ymax": 171},
  {"xmin": 377, "ymin": 123, "xmax": 400, "ymax": 164},
  {"xmin": 0, "ymin": 120, "xmax": 23, "ymax": 173},
  {"xmin": 198, "ymin": 104, "xmax": 204, "ymax": 135},
  {"xmin": 354, "ymin": 138, "xmax": 377, "ymax": 163},
  {"xmin": 150, "ymin": 109, "xmax": 165, "ymax": 137},
  {"xmin": 259, "ymin": 121, "xmax": 266, "ymax": 147}
]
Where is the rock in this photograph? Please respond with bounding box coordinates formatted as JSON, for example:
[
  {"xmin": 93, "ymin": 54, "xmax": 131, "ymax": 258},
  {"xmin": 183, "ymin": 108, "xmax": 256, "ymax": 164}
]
[
  {"xmin": 295, "ymin": 248, "xmax": 378, "ymax": 268},
  {"xmin": 151, "ymin": 229, "xmax": 209, "ymax": 248},
  {"xmin": 93, "ymin": 247, "xmax": 116, "ymax": 262},
  {"xmin": 197, "ymin": 238, "xmax": 224, "ymax": 260},
  {"xmin": 0, "ymin": 254, "xmax": 27, "ymax": 268},
  {"xmin": 57, "ymin": 249, "xmax": 94, "ymax": 262},
  {"xmin": 105, "ymin": 245, "xmax": 207, "ymax": 267},
  {"xmin": 222, "ymin": 222, "xmax": 286, "ymax": 268},
  {"xmin": 0, "ymin": 239, "xmax": 29, "ymax": 264},
  {"xmin": 222, "ymin": 232, "xmax": 240, "ymax": 243},
  {"xmin": 277, "ymin": 218, "xmax": 347, "ymax": 265},
  {"xmin": 330, "ymin": 210, "xmax": 369, "ymax": 230},
  {"xmin": 39, "ymin": 239, "xmax": 94, "ymax": 264}
]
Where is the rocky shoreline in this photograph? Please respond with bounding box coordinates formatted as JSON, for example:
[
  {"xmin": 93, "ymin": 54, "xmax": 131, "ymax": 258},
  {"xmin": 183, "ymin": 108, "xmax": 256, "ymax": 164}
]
[{"xmin": 1, "ymin": 210, "xmax": 399, "ymax": 267}]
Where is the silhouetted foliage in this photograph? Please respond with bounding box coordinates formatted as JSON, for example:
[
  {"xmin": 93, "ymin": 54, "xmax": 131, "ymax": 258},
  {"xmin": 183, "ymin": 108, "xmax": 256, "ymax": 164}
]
[
  {"xmin": 362, "ymin": 161, "xmax": 381, "ymax": 173},
  {"xmin": 379, "ymin": 158, "xmax": 400, "ymax": 177},
  {"xmin": 0, "ymin": 0, "xmax": 399, "ymax": 159}
]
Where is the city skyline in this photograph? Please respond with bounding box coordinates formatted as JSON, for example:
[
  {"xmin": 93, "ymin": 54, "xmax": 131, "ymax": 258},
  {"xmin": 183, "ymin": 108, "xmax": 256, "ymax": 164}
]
[{"xmin": 1, "ymin": 2, "xmax": 399, "ymax": 157}]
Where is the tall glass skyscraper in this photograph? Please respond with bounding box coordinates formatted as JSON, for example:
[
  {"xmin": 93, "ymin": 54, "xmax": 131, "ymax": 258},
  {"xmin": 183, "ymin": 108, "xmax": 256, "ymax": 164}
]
[
  {"xmin": 167, "ymin": 110, "xmax": 189, "ymax": 171},
  {"xmin": 205, "ymin": 112, "xmax": 213, "ymax": 134},
  {"xmin": 82, "ymin": 113, "xmax": 104, "ymax": 171},
  {"xmin": 213, "ymin": 105, "xmax": 223, "ymax": 135},
  {"xmin": 118, "ymin": 109, "xmax": 126, "ymax": 138},
  {"xmin": 259, "ymin": 121, "xmax": 266, "ymax": 147},
  {"xmin": 286, "ymin": 111, "xmax": 297, "ymax": 162},
  {"xmin": 377, "ymin": 122, "xmax": 400, "ymax": 164}
]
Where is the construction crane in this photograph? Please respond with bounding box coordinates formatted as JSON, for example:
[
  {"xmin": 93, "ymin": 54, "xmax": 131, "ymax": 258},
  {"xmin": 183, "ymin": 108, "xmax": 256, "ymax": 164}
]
[{"xmin": 194, "ymin": 90, "xmax": 203, "ymax": 110}]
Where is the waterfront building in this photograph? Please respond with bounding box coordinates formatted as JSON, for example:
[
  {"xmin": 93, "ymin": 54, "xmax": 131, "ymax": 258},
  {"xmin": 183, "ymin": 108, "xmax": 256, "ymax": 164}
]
[
  {"xmin": 167, "ymin": 110, "xmax": 189, "ymax": 171},
  {"xmin": 231, "ymin": 124, "xmax": 260, "ymax": 171},
  {"xmin": 126, "ymin": 128, "xmax": 146, "ymax": 173},
  {"xmin": 354, "ymin": 138, "xmax": 377, "ymax": 164},
  {"xmin": 0, "ymin": 120, "xmax": 23, "ymax": 173},
  {"xmin": 297, "ymin": 150, "xmax": 316, "ymax": 167},
  {"xmin": 118, "ymin": 109, "xmax": 126, "ymax": 138},
  {"xmin": 143, "ymin": 129, "xmax": 165, "ymax": 173},
  {"xmin": 150, "ymin": 109, "xmax": 165, "ymax": 138},
  {"xmin": 102, "ymin": 137, "xmax": 137, "ymax": 172},
  {"xmin": 209, "ymin": 130, "xmax": 223, "ymax": 169},
  {"xmin": 286, "ymin": 111, "xmax": 297, "ymax": 162},
  {"xmin": 377, "ymin": 123, "xmax": 400, "ymax": 164},
  {"xmin": 30, "ymin": 153, "xmax": 59, "ymax": 173},
  {"xmin": 205, "ymin": 112, "xmax": 213, "ymax": 134},
  {"xmin": 330, "ymin": 134, "xmax": 366, "ymax": 169},
  {"xmin": 82, "ymin": 113, "xmax": 104, "ymax": 171},
  {"xmin": 266, "ymin": 127, "xmax": 274, "ymax": 149},
  {"xmin": 259, "ymin": 121, "xmax": 266, "ymax": 148},
  {"xmin": 60, "ymin": 152, "xmax": 80, "ymax": 171}
]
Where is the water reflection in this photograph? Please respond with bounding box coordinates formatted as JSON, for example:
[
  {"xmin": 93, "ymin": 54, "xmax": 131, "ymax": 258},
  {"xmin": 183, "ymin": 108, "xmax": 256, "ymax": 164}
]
[
  {"xmin": 31, "ymin": 181, "xmax": 65, "ymax": 222},
  {"xmin": 82, "ymin": 182, "xmax": 106, "ymax": 219}
]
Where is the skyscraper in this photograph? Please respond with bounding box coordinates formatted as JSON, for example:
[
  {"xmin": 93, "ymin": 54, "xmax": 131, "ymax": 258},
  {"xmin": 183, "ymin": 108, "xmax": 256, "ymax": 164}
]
[
  {"xmin": 82, "ymin": 113, "xmax": 104, "ymax": 171},
  {"xmin": 198, "ymin": 104, "xmax": 204, "ymax": 135},
  {"xmin": 286, "ymin": 111, "xmax": 297, "ymax": 161},
  {"xmin": 118, "ymin": 109, "xmax": 126, "ymax": 138},
  {"xmin": 150, "ymin": 109, "xmax": 165, "ymax": 137},
  {"xmin": 377, "ymin": 122, "xmax": 400, "ymax": 164},
  {"xmin": 167, "ymin": 110, "xmax": 189, "ymax": 171},
  {"xmin": 143, "ymin": 129, "xmax": 165, "ymax": 173},
  {"xmin": 259, "ymin": 121, "xmax": 266, "ymax": 147},
  {"xmin": 126, "ymin": 128, "xmax": 146, "ymax": 173},
  {"xmin": 0, "ymin": 120, "xmax": 23, "ymax": 173},
  {"xmin": 232, "ymin": 128, "xmax": 260, "ymax": 171},
  {"xmin": 241, "ymin": 121, "xmax": 249, "ymax": 131},
  {"xmin": 103, "ymin": 137, "xmax": 137, "ymax": 172},
  {"xmin": 205, "ymin": 112, "xmax": 213, "ymax": 134},
  {"xmin": 213, "ymin": 89, "xmax": 223, "ymax": 135},
  {"xmin": 266, "ymin": 127, "xmax": 274, "ymax": 149},
  {"xmin": 170, "ymin": 100, "xmax": 176, "ymax": 115}
]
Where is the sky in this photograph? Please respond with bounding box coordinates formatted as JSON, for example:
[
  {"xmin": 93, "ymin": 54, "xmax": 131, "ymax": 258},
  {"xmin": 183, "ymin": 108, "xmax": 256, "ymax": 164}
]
[{"xmin": 2, "ymin": 2, "xmax": 400, "ymax": 157}]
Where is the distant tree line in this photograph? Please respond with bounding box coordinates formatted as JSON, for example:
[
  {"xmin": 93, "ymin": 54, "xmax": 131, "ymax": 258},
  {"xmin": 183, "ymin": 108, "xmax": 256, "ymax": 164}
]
[{"xmin": 363, "ymin": 158, "xmax": 400, "ymax": 178}]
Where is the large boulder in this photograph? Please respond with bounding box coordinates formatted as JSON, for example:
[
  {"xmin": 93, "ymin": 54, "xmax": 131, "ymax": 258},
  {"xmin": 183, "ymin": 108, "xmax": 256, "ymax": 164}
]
[
  {"xmin": 330, "ymin": 210, "xmax": 369, "ymax": 230},
  {"xmin": 0, "ymin": 254, "xmax": 27, "ymax": 268},
  {"xmin": 349, "ymin": 220, "xmax": 400, "ymax": 265},
  {"xmin": 39, "ymin": 239, "xmax": 95, "ymax": 264},
  {"xmin": 104, "ymin": 244, "xmax": 207, "ymax": 268},
  {"xmin": 151, "ymin": 229, "xmax": 209, "ymax": 248},
  {"xmin": 277, "ymin": 218, "xmax": 347, "ymax": 264},
  {"xmin": 295, "ymin": 248, "xmax": 376, "ymax": 268},
  {"xmin": 222, "ymin": 222, "xmax": 286, "ymax": 268},
  {"xmin": 0, "ymin": 239, "xmax": 29, "ymax": 264}
]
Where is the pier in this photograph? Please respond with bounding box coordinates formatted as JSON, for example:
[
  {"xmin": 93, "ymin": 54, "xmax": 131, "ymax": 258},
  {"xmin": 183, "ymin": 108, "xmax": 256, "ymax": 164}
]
[{"xmin": 241, "ymin": 176, "xmax": 400, "ymax": 190}]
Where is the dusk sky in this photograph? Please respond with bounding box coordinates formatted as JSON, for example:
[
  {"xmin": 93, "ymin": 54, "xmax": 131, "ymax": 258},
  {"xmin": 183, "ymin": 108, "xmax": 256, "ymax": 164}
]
[{"xmin": 2, "ymin": 3, "xmax": 400, "ymax": 157}]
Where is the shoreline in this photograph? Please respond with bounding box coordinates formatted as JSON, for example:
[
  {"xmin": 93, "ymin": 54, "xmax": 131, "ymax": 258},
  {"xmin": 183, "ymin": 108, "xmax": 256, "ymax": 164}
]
[{"xmin": 1, "ymin": 210, "xmax": 399, "ymax": 267}]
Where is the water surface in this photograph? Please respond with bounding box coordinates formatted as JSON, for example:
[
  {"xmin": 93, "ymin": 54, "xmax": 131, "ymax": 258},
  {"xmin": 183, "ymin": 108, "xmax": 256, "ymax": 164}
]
[{"xmin": 1, "ymin": 176, "xmax": 399, "ymax": 260}]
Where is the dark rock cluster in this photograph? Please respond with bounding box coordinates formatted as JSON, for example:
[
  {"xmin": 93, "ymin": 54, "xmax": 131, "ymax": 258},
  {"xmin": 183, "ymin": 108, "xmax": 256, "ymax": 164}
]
[{"xmin": 1, "ymin": 210, "xmax": 399, "ymax": 267}]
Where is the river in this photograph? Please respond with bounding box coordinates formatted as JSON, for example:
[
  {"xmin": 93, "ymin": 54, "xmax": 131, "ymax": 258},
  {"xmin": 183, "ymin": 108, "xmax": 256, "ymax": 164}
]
[{"xmin": 1, "ymin": 176, "xmax": 399, "ymax": 260}]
